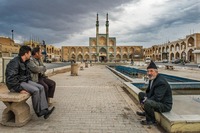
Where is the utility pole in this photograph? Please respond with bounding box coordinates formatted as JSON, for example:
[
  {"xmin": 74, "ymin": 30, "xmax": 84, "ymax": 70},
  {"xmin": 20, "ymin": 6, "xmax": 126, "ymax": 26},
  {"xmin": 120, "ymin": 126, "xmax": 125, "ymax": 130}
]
[{"xmin": 11, "ymin": 30, "xmax": 14, "ymax": 40}]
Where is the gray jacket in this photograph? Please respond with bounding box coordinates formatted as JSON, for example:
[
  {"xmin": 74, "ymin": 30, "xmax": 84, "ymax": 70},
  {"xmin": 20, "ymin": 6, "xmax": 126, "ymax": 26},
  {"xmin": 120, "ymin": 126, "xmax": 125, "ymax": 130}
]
[{"xmin": 27, "ymin": 57, "xmax": 46, "ymax": 82}]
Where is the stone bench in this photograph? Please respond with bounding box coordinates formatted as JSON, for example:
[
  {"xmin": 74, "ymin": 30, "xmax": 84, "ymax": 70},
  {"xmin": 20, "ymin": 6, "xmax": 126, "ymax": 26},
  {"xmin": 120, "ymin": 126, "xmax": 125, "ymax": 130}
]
[{"xmin": 0, "ymin": 92, "xmax": 31, "ymax": 127}]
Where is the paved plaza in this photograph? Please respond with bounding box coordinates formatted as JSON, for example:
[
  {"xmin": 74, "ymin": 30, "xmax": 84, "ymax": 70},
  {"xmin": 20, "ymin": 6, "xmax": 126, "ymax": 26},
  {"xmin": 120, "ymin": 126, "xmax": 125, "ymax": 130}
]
[{"xmin": 0, "ymin": 65, "xmax": 163, "ymax": 133}]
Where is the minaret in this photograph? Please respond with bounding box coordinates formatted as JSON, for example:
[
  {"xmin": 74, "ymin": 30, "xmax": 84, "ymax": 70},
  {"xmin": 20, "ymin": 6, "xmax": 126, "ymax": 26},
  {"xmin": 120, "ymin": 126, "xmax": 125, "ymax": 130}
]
[
  {"xmin": 96, "ymin": 13, "xmax": 99, "ymax": 46},
  {"xmin": 106, "ymin": 13, "xmax": 109, "ymax": 46},
  {"xmin": 106, "ymin": 13, "xmax": 109, "ymax": 35},
  {"xmin": 106, "ymin": 13, "xmax": 109, "ymax": 60}
]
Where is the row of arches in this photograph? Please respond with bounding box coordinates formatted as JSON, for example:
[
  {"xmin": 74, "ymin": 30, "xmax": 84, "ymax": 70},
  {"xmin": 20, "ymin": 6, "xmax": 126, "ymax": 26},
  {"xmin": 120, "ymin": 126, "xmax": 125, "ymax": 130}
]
[
  {"xmin": 144, "ymin": 36, "xmax": 196, "ymax": 62},
  {"xmin": 145, "ymin": 37, "xmax": 194, "ymax": 55},
  {"xmin": 69, "ymin": 53, "xmax": 138, "ymax": 61},
  {"xmin": 151, "ymin": 49, "xmax": 194, "ymax": 61},
  {"xmin": 62, "ymin": 46, "xmax": 143, "ymax": 61},
  {"xmin": 66, "ymin": 46, "xmax": 140, "ymax": 54}
]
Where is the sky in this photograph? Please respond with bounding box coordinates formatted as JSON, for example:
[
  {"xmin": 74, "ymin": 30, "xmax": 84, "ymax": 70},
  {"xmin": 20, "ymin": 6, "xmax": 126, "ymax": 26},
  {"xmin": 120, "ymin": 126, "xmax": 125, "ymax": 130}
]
[{"xmin": 0, "ymin": 0, "xmax": 200, "ymax": 48}]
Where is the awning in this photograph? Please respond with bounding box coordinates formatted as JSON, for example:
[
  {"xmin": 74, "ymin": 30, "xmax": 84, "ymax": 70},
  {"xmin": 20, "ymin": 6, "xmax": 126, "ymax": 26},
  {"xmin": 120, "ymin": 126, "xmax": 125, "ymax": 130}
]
[{"xmin": 192, "ymin": 50, "xmax": 200, "ymax": 54}]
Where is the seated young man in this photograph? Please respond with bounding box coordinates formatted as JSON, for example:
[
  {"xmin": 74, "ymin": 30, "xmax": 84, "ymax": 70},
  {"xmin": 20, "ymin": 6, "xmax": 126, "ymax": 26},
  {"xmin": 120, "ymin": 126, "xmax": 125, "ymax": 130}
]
[
  {"xmin": 6, "ymin": 45, "xmax": 55, "ymax": 119},
  {"xmin": 27, "ymin": 47, "xmax": 56, "ymax": 105}
]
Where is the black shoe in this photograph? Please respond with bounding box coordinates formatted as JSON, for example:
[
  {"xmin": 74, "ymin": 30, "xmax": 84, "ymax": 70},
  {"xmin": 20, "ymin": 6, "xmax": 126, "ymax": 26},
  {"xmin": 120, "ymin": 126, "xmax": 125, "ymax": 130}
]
[
  {"xmin": 44, "ymin": 107, "xmax": 55, "ymax": 119},
  {"xmin": 136, "ymin": 111, "xmax": 146, "ymax": 116},
  {"xmin": 140, "ymin": 120, "xmax": 156, "ymax": 125},
  {"xmin": 37, "ymin": 109, "xmax": 48, "ymax": 117}
]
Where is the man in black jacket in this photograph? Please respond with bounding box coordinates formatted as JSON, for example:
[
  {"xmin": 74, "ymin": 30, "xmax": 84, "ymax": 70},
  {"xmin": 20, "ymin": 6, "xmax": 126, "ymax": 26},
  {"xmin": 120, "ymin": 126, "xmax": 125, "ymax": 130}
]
[
  {"xmin": 138, "ymin": 61, "xmax": 173, "ymax": 125},
  {"xmin": 6, "ymin": 45, "xmax": 55, "ymax": 119}
]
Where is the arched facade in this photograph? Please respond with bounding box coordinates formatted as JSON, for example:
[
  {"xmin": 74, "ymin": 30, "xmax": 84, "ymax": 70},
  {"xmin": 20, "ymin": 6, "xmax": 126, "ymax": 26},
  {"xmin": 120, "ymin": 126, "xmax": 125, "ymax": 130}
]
[
  {"xmin": 143, "ymin": 33, "xmax": 200, "ymax": 63},
  {"xmin": 62, "ymin": 14, "xmax": 143, "ymax": 62}
]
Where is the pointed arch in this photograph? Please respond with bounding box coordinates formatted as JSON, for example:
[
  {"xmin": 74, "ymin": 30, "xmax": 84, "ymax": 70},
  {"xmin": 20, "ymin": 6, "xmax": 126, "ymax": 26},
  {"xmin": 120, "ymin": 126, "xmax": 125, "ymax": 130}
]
[
  {"xmin": 99, "ymin": 47, "xmax": 107, "ymax": 56},
  {"xmin": 123, "ymin": 47, "xmax": 128, "ymax": 53},
  {"xmin": 99, "ymin": 36, "xmax": 106, "ymax": 46},
  {"xmin": 84, "ymin": 54, "xmax": 89, "ymax": 60},
  {"xmin": 175, "ymin": 52, "xmax": 180, "ymax": 59},
  {"xmin": 91, "ymin": 47, "xmax": 97, "ymax": 53},
  {"xmin": 175, "ymin": 43, "xmax": 180, "ymax": 51},
  {"xmin": 123, "ymin": 54, "xmax": 128, "ymax": 60},
  {"xmin": 187, "ymin": 49, "xmax": 194, "ymax": 62},
  {"xmin": 77, "ymin": 54, "xmax": 83, "ymax": 61},
  {"xmin": 91, "ymin": 54, "xmax": 97, "ymax": 60},
  {"xmin": 187, "ymin": 37, "xmax": 194, "ymax": 47},
  {"xmin": 129, "ymin": 47, "xmax": 134, "ymax": 53},
  {"xmin": 116, "ymin": 54, "xmax": 121, "ymax": 60},
  {"xmin": 109, "ymin": 40, "xmax": 114, "ymax": 46},
  {"xmin": 109, "ymin": 47, "xmax": 114, "ymax": 53},
  {"xmin": 71, "ymin": 47, "xmax": 76, "ymax": 53},
  {"xmin": 77, "ymin": 47, "xmax": 83, "ymax": 53},
  {"xmin": 181, "ymin": 42, "xmax": 186, "ymax": 50},
  {"xmin": 116, "ymin": 47, "xmax": 121, "ymax": 53},
  {"xmin": 170, "ymin": 53, "xmax": 174, "ymax": 60}
]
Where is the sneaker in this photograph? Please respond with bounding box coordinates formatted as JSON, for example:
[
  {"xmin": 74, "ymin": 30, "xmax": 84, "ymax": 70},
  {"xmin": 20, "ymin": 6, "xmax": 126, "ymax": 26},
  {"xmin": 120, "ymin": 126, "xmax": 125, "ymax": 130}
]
[
  {"xmin": 140, "ymin": 120, "xmax": 156, "ymax": 125},
  {"xmin": 44, "ymin": 106, "xmax": 55, "ymax": 119},
  {"xmin": 136, "ymin": 111, "xmax": 146, "ymax": 116}
]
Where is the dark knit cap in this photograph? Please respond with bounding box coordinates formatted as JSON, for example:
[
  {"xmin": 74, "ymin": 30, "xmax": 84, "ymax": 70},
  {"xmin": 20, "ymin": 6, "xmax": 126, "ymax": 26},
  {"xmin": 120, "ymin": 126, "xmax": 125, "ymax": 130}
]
[{"xmin": 147, "ymin": 60, "xmax": 157, "ymax": 69}]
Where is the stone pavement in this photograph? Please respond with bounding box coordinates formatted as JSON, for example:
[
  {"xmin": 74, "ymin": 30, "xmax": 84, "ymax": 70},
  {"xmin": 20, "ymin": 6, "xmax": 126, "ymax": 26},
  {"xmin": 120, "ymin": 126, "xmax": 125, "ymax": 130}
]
[{"xmin": 0, "ymin": 65, "xmax": 163, "ymax": 133}]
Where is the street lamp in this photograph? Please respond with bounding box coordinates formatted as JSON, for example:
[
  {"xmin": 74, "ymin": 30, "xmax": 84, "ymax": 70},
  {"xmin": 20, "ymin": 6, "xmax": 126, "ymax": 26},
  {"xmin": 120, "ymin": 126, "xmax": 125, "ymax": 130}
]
[{"xmin": 11, "ymin": 30, "xmax": 14, "ymax": 40}]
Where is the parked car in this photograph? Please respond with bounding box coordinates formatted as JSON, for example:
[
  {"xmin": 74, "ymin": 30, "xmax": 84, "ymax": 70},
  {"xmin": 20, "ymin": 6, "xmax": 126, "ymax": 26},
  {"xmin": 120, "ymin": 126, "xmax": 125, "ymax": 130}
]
[
  {"xmin": 174, "ymin": 59, "xmax": 182, "ymax": 64},
  {"xmin": 184, "ymin": 60, "xmax": 190, "ymax": 63},
  {"xmin": 198, "ymin": 64, "xmax": 200, "ymax": 68},
  {"xmin": 162, "ymin": 59, "xmax": 168, "ymax": 63},
  {"xmin": 171, "ymin": 59, "xmax": 182, "ymax": 64},
  {"xmin": 171, "ymin": 59, "xmax": 175, "ymax": 63},
  {"xmin": 46, "ymin": 58, "xmax": 52, "ymax": 63},
  {"xmin": 145, "ymin": 57, "xmax": 151, "ymax": 63}
]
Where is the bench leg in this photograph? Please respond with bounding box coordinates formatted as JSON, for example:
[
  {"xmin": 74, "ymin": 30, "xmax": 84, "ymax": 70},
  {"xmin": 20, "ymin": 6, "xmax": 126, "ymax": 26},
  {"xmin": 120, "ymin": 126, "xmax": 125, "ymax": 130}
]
[{"xmin": 1, "ymin": 99, "xmax": 31, "ymax": 127}]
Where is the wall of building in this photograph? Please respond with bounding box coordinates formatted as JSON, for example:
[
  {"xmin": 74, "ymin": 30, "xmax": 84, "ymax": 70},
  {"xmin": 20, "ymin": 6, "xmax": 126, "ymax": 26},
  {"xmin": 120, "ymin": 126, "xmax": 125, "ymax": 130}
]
[
  {"xmin": 0, "ymin": 37, "xmax": 20, "ymax": 57},
  {"xmin": 144, "ymin": 33, "xmax": 200, "ymax": 63},
  {"xmin": 61, "ymin": 45, "xmax": 143, "ymax": 62},
  {"xmin": 24, "ymin": 41, "xmax": 61, "ymax": 62}
]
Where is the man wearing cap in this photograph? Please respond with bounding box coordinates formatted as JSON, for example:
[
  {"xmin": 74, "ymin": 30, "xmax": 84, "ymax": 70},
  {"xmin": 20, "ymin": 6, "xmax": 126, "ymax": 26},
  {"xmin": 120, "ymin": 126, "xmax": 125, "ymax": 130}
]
[{"xmin": 137, "ymin": 60, "xmax": 173, "ymax": 125}]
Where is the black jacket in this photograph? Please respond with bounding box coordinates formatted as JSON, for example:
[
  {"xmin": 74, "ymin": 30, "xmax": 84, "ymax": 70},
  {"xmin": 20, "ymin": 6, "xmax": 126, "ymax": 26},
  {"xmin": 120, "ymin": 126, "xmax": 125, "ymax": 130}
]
[
  {"xmin": 6, "ymin": 56, "xmax": 31, "ymax": 92},
  {"xmin": 146, "ymin": 74, "xmax": 173, "ymax": 111}
]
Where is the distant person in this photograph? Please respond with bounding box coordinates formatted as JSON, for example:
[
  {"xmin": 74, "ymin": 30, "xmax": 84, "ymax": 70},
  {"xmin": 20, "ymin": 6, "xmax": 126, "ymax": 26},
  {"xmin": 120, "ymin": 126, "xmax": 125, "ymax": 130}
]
[
  {"xmin": 137, "ymin": 60, "xmax": 173, "ymax": 125},
  {"xmin": 131, "ymin": 59, "xmax": 134, "ymax": 65},
  {"xmin": 6, "ymin": 45, "xmax": 55, "ymax": 119},
  {"xmin": 27, "ymin": 47, "xmax": 56, "ymax": 105}
]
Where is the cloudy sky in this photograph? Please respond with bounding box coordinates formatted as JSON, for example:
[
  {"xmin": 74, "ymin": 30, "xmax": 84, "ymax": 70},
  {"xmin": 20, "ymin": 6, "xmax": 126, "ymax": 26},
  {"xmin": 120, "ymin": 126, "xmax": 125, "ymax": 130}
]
[{"xmin": 0, "ymin": 0, "xmax": 200, "ymax": 48}]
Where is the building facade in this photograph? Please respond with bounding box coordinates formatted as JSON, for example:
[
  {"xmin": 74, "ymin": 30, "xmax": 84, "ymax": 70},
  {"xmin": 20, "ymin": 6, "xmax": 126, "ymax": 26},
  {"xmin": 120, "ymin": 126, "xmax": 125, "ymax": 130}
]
[
  {"xmin": 0, "ymin": 37, "xmax": 61, "ymax": 62},
  {"xmin": 0, "ymin": 37, "xmax": 20, "ymax": 57},
  {"xmin": 62, "ymin": 14, "xmax": 143, "ymax": 62},
  {"xmin": 24, "ymin": 40, "xmax": 62, "ymax": 62},
  {"xmin": 144, "ymin": 33, "xmax": 200, "ymax": 63}
]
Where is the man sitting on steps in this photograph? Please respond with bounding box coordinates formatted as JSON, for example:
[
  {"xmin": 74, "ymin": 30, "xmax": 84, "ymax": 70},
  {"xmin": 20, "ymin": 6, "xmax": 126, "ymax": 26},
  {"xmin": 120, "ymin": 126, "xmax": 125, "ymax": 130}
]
[{"xmin": 136, "ymin": 60, "xmax": 173, "ymax": 125}]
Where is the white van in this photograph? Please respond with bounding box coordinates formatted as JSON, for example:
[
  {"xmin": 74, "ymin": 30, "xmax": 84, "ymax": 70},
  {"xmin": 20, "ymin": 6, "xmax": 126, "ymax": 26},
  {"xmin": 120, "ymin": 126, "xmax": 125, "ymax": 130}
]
[{"xmin": 145, "ymin": 57, "xmax": 151, "ymax": 63}]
